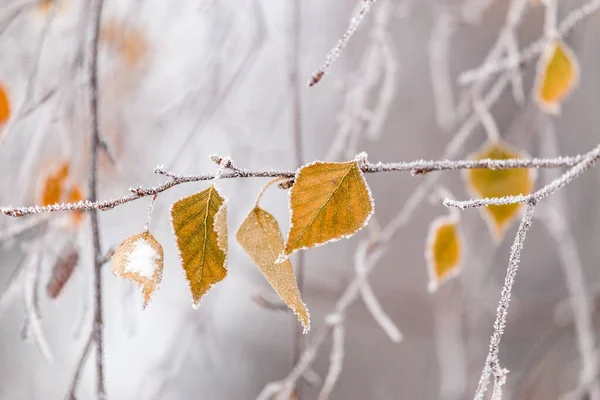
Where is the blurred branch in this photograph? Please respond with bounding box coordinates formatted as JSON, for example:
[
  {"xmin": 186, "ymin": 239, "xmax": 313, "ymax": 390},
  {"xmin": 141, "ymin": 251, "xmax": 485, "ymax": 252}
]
[
  {"xmin": 87, "ymin": 0, "xmax": 107, "ymax": 398},
  {"xmin": 459, "ymin": 0, "xmax": 600, "ymax": 85}
]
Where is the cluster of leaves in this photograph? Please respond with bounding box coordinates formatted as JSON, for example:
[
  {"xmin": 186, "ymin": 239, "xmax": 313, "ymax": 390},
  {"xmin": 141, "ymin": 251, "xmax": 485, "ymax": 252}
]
[
  {"xmin": 425, "ymin": 140, "xmax": 535, "ymax": 292},
  {"xmin": 112, "ymin": 160, "xmax": 374, "ymax": 332}
]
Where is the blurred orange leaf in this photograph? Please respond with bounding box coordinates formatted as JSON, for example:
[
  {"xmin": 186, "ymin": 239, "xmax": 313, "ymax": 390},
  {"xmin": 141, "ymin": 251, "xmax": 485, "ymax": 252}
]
[
  {"xmin": 425, "ymin": 216, "xmax": 462, "ymax": 292},
  {"xmin": 282, "ymin": 161, "xmax": 373, "ymax": 260},
  {"xmin": 171, "ymin": 185, "xmax": 228, "ymax": 308},
  {"xmin": 112, "ymin": 231, "xmax": 164, "ymax": 308},
  {"xmin": 66, "ymin": 184, "xmax": 85, "ymax": 226},
  {"xmin": 40, "ymin": 162, "xmax": 70, "ymax": 206},
  {"xmin": 0, "ymin": 83, "xmax": 11, "ymax": 127},
  {"xmin": 101, "ymin": 19, "xmax": 149, "ymax": 68},
  {"xmin": 237, "ymin": 206, "xmax": 310, "ymax": 333},
  {"xmin": 464, "ymin": 141, "xmax": 535, "ymax": 243},
  {"xmin": 534, "ymin": 40, "xmax": 579, "ymax": 114}
]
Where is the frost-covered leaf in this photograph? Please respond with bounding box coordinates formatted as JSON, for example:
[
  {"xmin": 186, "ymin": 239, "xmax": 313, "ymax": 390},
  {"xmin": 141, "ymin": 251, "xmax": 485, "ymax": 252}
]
[
  {"xmin": 46, "ymin": 246, "xmax": 78, "ymax": 299},
  {"xmin": 282, "ymin": 161, "xmax": 373, "ymax": 260},
  {"xmin": 237, "ymin": 206, "xmax": 310, "ymax": 333},
  {"xmin": 112, "ymin": 231, "xmax": 164, "ymax": 308},
  {"xmin": 171, "ymin": 185, "xmax": 228, "ymax": 308},
  {"xmin": 0, "ymin": 83, "xmax": 10, "ymax": 128},
  {"xmin": 425, "ymin": 216, "xmax": 462, "ymax": 292},
  {"xmin": 464, "ymin": 140, "xmax": 535, "ymax": 243},
  {"xmin": 534, "ymin": 40, "xmax": 579, "ymax": 114}
]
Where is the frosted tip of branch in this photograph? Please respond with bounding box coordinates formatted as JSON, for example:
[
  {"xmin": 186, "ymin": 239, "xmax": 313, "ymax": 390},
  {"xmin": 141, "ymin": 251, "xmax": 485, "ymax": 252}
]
[{"xmin": 307, "ymin": 70, "xmax": 325, "ymax": 87}]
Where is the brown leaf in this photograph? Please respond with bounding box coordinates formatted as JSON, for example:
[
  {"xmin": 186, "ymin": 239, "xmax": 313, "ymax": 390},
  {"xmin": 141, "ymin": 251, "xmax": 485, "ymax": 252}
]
[
  {"xmin": 171, "ymin": 185, "xmax": 228, "ymax": 308},
  {"xmin": 237, "ymin": 206, "xmax": 310, "ymax": 333},
  {"xmin": 282, "ymin": 161, "xmax": 373, "ymax": 260},
  {"xmin": 112, "ymin": 231, "xmax": 164, "ymax": 308},
  {"xmin": 425, "ymin": 216, "xmax": 462, "ymax": 293},
  {"xmin": 46, "ymin": 246, "xmax": 79, "ymax": 299}
]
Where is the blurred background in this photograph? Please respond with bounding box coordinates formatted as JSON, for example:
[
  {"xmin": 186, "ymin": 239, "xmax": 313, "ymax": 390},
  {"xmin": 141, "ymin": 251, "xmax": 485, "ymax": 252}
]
[{"xmin": 1, "ymin": 0, "xmax": 600, "ymax": 399}]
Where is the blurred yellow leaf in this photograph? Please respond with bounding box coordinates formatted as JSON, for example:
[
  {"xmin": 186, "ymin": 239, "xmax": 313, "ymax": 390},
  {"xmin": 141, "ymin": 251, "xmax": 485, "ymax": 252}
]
[
  {"xmin": 464, "ymin": 141, "xmax": 535, "ymax": 243},
  {"xmin": 534, "ymin": 40, "xmax": 579, "ymax": 114},
  {"xmin": 425, "ymin": 216, "xmax": 462, "ymax": 292},
  {"xmin": 237, "ymin": 206, "xmax": 310, "ymax": 333},
  {"xmin": 112, "ymin": 231, "xmax": 164, "ymax": 308},
  {"xmin": 282, "ymin": 161, "xmax": 373, "ymax": 260},
  {"xmin": 171, "ymin": 185, "xmax": 228, "ymax": 308},
  {"xmin": 0, "ymin": 83, "xmax": 10, "ymax": 127}
]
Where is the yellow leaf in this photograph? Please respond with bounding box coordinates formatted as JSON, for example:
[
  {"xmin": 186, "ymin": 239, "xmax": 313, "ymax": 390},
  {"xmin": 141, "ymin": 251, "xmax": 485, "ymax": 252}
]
[
  {"xmin": 0, "ymin": 83, "xmax": 10, "ymax": 127},
  {"xmin": 534, "ymin": 40, "xmax": 579, "ymax": 114},
  {"xmin": 111, "ymin": 231, "xmax": 164, "ymax": 308},
  {"xmin": 237, "ymin": 206, "xmax": 310, "ymax": 333},
  {"xmin": 171, "ymin": 185, "xmax": 228, "ymax": 308},
  {"xmin": 282, "ymin": 161, "xmax": 374, "ymax": 259},
  {"xmin": 425, "ymin": 216, "xmax": 462, "ymax": 293},
  {"xmin": 464, "ymin": 140, "xmax": 535, "ymax": 243}
]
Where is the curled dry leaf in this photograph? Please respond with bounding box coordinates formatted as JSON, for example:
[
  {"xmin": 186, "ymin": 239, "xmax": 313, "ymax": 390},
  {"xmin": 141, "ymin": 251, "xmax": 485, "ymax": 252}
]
[
  {"xmin": 425, "ymin": 215, "xmax": 462, "ymax": 293},
  {"xmin": 534, "ymin": 40, "xmax": 580, "ymax": 114},
  {"xmin": 0, "ymin": 82, "xmax": 10, "ymax": 128},
  {"xmin": 237, "ymin": 206, "xmax": 310, "ymax": 333},
  {"xmin": 171, "ymin": 185, "xmax": 228, "ymax": 308},
  {"xmin": 281, "ymin": 161, "xmax": 374, "ymax": 261},
  {"xmin": 464, "ymin": 140, "xmax": 535, "ymax": 243},
  {"xmin": 46, "ymin": 246, "xmax": 79, "ymax": 299},
  {"xmin": 112, "ymin": 231, "xmax": 164, "ymax": 308}
]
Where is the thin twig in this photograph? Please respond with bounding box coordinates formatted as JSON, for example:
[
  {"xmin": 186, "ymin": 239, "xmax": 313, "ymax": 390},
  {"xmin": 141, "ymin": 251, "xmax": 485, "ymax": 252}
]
[
  {"xmin": 65, "ymin": 330, "xmax": 95, "ymax": 400},
  {"xmin": 473, "ymin": 201, "xmax": 536, "ymax": 400},
  {"xmin": 288, "ymin": 1, "xmax": 306, "ymax": 396},
  {"xmin": 317, "ymin": 316, "xmax": 345, "ymax": 400},
  {"xmin": 444, "ymin": 143, "xmax": 600, "ymax": 209},
  {"xmin": 88, "ymin": 0, "xmax": 106, "ymax": 397},
  {"xmin": 307, "ymin": 0, "xmax": 379, "ymax": 87},
  {"xmin": 0, "ymin": 154, "xmax": 586, "ymax": 218}
]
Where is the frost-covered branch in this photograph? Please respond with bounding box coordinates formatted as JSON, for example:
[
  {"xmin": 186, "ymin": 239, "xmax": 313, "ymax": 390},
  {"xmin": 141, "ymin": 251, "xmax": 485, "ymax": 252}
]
[
  {"xmin": 444, "ymin": 142, "xmax": 600, "ymax": 210},
  {"xmin": 0, "ymin": 154, "xmax": 586, "ymax": 218},
  {"xmin": 473, "ymin": 201, "xmax": 536, "ymax": 400},
  {"xmin": 307, "ymin": 0, "xmax": 380, "ymax": 87}
]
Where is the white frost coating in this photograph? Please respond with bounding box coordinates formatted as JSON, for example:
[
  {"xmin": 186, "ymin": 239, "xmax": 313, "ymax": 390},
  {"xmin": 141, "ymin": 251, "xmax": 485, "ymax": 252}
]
[
  {"xmin": 277, "ymin": 158, "xmax": 375, "ymax": 263},
  {"xmin": 125, "ymin": 239, "xmax": 160, "ymax": 278}
]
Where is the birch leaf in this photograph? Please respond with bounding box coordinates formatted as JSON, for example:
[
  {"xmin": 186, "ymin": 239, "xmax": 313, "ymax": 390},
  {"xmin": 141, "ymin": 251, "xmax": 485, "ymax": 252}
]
[
  {"xmin": 237, "ymin": 206, "xmax": 310, "ymax": 333},
  {"xmin": 282, "ymin": 161, "xmax": 373, "ymax": 259},
  {"xmin": 0, "ymin": 83, "xmax": 10, "ymax": 127},
  {"xmin": 171, "ymin": 185, "xmax": 228, "ymax": 308},
  {"xmin": 112, "ymin": 231, "xmax": 164, "ymax": 308},
  {"xmin": 464, "ymin": 140, "xmax": 535, "ymax": 243},
  {"xmin": 534, "ymin": 40, "xmax": 579, "ymax": 114},
  {"xmin": 425, "ymin": 216, "xmax": 462, "ymax": 293}
]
